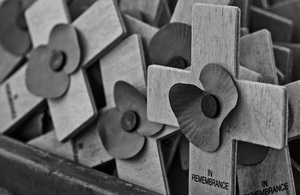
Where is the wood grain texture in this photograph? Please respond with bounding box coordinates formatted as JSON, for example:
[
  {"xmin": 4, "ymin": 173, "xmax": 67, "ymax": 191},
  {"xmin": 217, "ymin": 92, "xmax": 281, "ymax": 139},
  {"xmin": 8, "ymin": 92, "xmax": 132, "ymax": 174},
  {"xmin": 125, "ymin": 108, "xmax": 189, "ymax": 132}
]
[
  {"xmin": 28, "ymin": 131, "xmax": 74, "ymax": 161},
  {"xmin": 236, "ymin": 27, "xmax": 295, "ymax": 195},
  {"xmin": 274, "ymin": 45, "xmax": 293, "ymax": 84},
  {"xmin": 250, "ymin": 6, "xmax": 293, "ymax": 42},
  {"xmin": 232, "ymin": 0, "xmax": 251, "ymax": 28},
  {"xmin": 48, "ymin": 69, "xmax": 96, "ymax": 141},
  {"xmin": 269, "ymin": 0, "xmax": 300, "ymax": 43},
  {"xmin": 276, "ymin": 43, "xmax": 300, "ymax": 81},
  {"xmin": 73, "ymin": 0, "xmax": 126, "ymax": 68},
  {"xmin": 25, "ymin": 0, "xmax": 70, "ymax": 47},
  {"xmin": 0, "ymin": 135, "xmax": 160, "ymax": 195},
  {"xmin": 117, "ymin": 126, "xmax": 178, "ymax": 195},
  {"xmin": 238, "ymin": 66, "xmax": 262, "ymax": 82},
  {"xmin": 148, "ymin": 4, "xmax": 288, "ymax": 194},
  {"xmin": 52, "ymin": 0, "xmax": 126, "ymax": 141},
  {"xmin": 0, "ymin": 43, "xmax": 23, "ymax": 84},
  {"xmin": 100, "ymin": 34, "xmax": 147, "ymax": 110},
  {"xmin": 123, "ymin": 14, "xmax": 158, "ymax": 46},
  {"xmin": 100, "ymin": 34, "xmax": 178, "ymax": 194},
  {"xmin": 26, "ymin": 0, "xmax": 126, "ymax": 141},
  {"xmin": 286, "ymin": 81, "xmax": 300, "ymax": 140},
  {"xmin": 123, "ymin": 14, "xmax": 158, "ymax": 66},
  {"xmin": 120, "ymin": 0, "xmax": 164, "ymax": 26},
  {"xmin": 170, "ymin": 0, "xmax": 232, "ymax": 25},
  {"xmin": 0, "ymin": 65, "xmax": 44, "ymax": 134},
  {"xmin": 73, "ymin": 121, "xmax": 113, "ymax": 168},
  {"xmin": 237, "ymin": 148, "xmax": 295, "ymax": 194},
  {"xmin": 240, "ymin": 30, "xmax": 278, "ymax": 84}
]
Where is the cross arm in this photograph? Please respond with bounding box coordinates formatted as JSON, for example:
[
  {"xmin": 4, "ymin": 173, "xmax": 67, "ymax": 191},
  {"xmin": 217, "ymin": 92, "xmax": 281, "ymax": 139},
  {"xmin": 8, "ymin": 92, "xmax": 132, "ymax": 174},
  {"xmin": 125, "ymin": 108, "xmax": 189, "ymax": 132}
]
[
  {"xmin": 285, "ymin": 81, "xmax": 300, "ymax": 140},
  {"xmin": 170, "ymin": 0, "xmax": 233, "ymax": 25},
  {"xmin": 147, "ymin": 65, "xmax": 193, "ymax": 127},
  {"xmin": 226, "ymin": 80, "xmax": 288, "ymax": 149}
]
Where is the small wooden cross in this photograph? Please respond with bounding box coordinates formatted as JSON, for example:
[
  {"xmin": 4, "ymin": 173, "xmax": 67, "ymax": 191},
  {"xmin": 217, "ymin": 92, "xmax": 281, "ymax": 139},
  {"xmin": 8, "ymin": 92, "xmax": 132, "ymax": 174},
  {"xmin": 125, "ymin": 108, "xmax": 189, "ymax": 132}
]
[
  {"xmin": 250, "ymin": 6, "xmax": 293, "ymax": 42},
  {"xmin": 277, "ymin": 43, "xmax": 300, "ymax": 82},
  {"xmin": 273, "ymin": 45, "xmax": 293, "ymax": 84},
  {"xmin": 119, "ymin": 0, "xmax": 171, "ymax": 27},
  {"xmin": 147, "ymin": 4, "xmax": 288, "ymax": 194},
  {"xmin": 237, "ymin": 29, "xmax": 295, "ymax": 194},
  {"xmin": 25, "ymin": 0, "xmax": 126, "ymax": 141},
  {"xmin": 99, "ymin": 34, "xmax": 179, "ymax": 195},
  {"xmin": 269, "ymin": 0, "xmax": 300, "ymax": 43}
]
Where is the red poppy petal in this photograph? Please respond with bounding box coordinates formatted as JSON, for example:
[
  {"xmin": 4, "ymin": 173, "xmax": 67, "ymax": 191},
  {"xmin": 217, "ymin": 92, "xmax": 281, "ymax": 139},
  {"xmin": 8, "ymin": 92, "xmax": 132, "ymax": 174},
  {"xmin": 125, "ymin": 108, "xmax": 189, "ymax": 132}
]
[
  {"xmin": 0, "ymin": 0, "xmax": 31, "ymax": 55},
  {"xmin": 26, "ymin": 45, "xmax": 69, "ymax": 98},
  {"xmin": 114, "ymin": 81, "xmax": 163, "ymax": 136},
  {"xmin": 98, "ymin": 108, "xmax": 145, "ymax": 159},
  {"xmin": 49, "ymin": 24, "xmax": 81, "ymax": 74}
]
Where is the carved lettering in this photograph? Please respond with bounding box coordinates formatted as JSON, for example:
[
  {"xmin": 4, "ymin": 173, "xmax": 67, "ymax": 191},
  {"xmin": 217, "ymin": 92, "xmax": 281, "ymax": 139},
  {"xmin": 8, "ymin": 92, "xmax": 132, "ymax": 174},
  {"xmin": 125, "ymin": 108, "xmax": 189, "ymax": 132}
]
[
  {"xmin": 5, "ymin": 83, "xmax": 17, "ymax": 119},
  {"xmin": 244, "ymin": 182, "xmax": 288, "ymax": 195}
]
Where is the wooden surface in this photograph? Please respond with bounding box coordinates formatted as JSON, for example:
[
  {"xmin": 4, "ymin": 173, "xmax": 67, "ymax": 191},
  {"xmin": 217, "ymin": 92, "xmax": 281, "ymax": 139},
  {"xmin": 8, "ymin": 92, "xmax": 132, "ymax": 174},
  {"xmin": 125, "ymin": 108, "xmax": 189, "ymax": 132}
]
[
  {"xmin": 250, "ymin": 6, "xmax": 293, "ymax": 42},
  {"xmin": 28, "ymin": 131, "xmax": 74, "ymax": 161},
  {"xmin": 273, "ymin": 45, "xmax": 293, "ymax": 84},
  {"xmin": 269, "ymin": 0, "xmax": 300, "ymax": 43},
  {"xmin": 72, "ymin": 121, "xmax": 113, "ymax": 168},
  {"xmin": 232, "ymin": 0, "xmax": 251, "ymax": 28},
  {"xmin": 26, "ymin": 0, "xmax": 126, "ymax": 141},
  {"xmin": 100, "ymin": 34, "xmax": 147, "ymax": 110},
  {"xmin": 147, "ymin": 4, "xmax": 288, "ymax": 194},
  {"xmin": 117, "ymin": 126, "xmax": 178, "ymax": 195},
  {"xmin": 100, "ymin": 34, "xmax": 178, "ymax": 194},
  {"xmin": 123, "ymin": 14, "xmax": 158, "ymax": 46},
  {"xmin": 236, "ymin": 28, "xmax": 295, "ymax": 195},
  {"xmin": 0, "ymin": 135, "xmax": 159, "ymax": 195},
  {"xmin": 239, "ymin": 66, "xmax": 262, "ymax": 82},
  {"xmin": 0, "ymin": 44, "xmax": 23, "ymax": 84},
  {"xmin": 73, "ymin": 0, "xmax": 126, "ymax": 68},
  {"xmin": 240, "ymin": 30, "xmax": 278, "ymax": 84},
  {"xmin": 170, "ymin": 0, "xmax": 232, "ymax": 25},
  {"xmin": 276, "ymin": 43, "xmax": 300, "ymax": 81},
  {"xmin": 0, "ymin": 65, "xmax": 44, "ymax": 134},
  {"xmin": 238, "ymin": 148, "xmax": 295, "ymax": 194},
  {"xmin": 120, "ymin": 0, "xmax": 168, "ymax": 26},
  {"xmin": 286, "ymin": 81, "xmax": 300, "ymax": 140},
  {"xmin": 25, "ymin": 0, "xmax": 70, "ymax": 47}
]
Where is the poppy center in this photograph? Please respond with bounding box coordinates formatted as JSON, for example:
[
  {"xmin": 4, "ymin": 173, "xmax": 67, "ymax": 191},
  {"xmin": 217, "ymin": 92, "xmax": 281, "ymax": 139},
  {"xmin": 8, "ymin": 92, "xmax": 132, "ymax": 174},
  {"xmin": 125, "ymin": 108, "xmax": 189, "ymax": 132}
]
[
  {"xmin": 50, "ymin": 50, "xmax": 66, "ymax": 71},
  {"xmin": 201, "ymin": 94, "xmax": 220, "ymax": 118},
  {"xmin": 167, "ymin": 56, "xmax": 187, "ymax": 69},
  {"xmin": 121, "ymin": 110, "xmax": 138, "ymax": 132}
]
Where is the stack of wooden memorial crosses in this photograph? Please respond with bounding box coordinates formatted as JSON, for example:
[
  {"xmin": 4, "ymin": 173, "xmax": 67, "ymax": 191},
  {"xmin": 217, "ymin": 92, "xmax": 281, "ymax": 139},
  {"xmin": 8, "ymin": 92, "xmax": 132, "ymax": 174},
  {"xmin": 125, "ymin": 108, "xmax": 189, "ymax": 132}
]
[{"xmin": 0, "ymin": 0, "xmax": 300, "ymax": 194}]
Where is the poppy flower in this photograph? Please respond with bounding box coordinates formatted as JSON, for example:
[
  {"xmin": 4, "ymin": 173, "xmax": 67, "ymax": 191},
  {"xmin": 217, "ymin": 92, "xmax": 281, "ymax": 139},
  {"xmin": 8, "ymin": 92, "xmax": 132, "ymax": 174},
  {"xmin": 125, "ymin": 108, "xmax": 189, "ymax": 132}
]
[
  {"xmin": 26, "ymin": 23, "xmax": 81, "ymax": 98},
  {"xmin": 98, "ymin": 81, "xmax": 163, "ymax": 159},
  {"xmin": 148, "ymin": 22, "xmax": 191, "ymax": 69},
  {"xmin": 0, "ymin": 0, "xmax": 33, "ymax": 55},
  {"xmin": 169, "ymin": 64, "xmax": 238, "ymax": 152}
]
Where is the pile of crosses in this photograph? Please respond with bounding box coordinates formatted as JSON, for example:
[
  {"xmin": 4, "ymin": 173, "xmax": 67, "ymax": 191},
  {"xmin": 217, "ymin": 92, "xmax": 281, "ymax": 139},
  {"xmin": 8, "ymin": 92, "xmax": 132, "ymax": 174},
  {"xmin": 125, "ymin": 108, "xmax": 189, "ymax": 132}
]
[{"xmin": 0, "ymin": 0, "xmax": 300, "ymax": 194}]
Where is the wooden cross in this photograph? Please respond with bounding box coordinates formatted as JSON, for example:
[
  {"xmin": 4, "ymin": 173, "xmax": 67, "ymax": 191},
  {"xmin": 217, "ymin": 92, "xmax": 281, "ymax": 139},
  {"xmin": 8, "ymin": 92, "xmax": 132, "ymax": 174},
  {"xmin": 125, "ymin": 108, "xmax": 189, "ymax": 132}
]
[
  {"xmin": 99, "ymin": 34, "xmax": 179, "ymax": 195},
  {"xmin": 277, "ymin": 43, "xmax": 300, "ymax": 81},
  {"xmin": 269, "ymin": 0, "xmax": 300, "ymax": 43},
  {"xmin": 237, "ymin": 29, "xmax": 295, "ymax": 194},
  {"xmin": 119, "ymin": 0, "xmax": 171, "ymax": 27},
  {"xmin": 273, "ymin": 45, "xmax": 293, "ymax": 84},
  {"xmin": 25, "ymin": 0, "xmax": 126, "ymax": 141},
  {"xmin": 250, "ymin": 6, "xmax": 293, "ymax": 42},
  {"xmin": 147, "ymin": 4, "xmax": 288, "ymax": 194}
]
